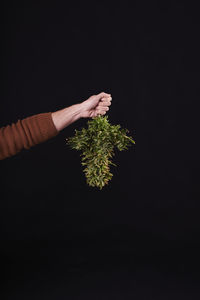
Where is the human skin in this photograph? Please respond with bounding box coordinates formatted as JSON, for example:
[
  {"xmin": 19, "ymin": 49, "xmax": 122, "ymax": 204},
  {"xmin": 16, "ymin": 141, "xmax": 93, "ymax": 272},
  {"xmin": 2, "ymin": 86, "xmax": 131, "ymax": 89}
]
[{"xmin": 51, "ymin": 92, "xmax": 112, "ymax": 132}]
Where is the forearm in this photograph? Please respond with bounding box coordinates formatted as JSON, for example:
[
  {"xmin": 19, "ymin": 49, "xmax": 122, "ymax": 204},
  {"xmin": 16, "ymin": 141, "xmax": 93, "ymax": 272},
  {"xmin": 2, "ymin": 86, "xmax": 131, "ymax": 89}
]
[
  {"xmin": 0, "ymin": 112, "xmax": 58, "ymax": 160},
  {"xmin": 51, "ymin": 103, "xmax": 83, "ymax": 132},
  {"xmin": 0, "ymin": 92, "xmax": 111, "ymax": 160}
]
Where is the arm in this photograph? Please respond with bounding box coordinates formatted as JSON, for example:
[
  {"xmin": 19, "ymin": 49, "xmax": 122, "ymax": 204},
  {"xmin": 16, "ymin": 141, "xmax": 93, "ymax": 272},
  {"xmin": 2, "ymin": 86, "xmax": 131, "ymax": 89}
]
[
  {"xmin": 0, "ymin": 92, "xmax": 112, "ymax": 160},
  {"xmin": 0, "ymin": 112, "xmax": 58, "ymax": 160},
  {"xmin": 51, "ymin": 92, "xmax": 112, "ymax": 131}
]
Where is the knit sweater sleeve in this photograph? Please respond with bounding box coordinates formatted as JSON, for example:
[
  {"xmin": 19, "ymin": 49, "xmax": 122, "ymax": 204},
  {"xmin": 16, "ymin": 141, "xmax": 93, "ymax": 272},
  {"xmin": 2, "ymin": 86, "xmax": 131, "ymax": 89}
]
[{"xmin": 0, "ymin": 112, "xmax": 59, "ymax": 160}]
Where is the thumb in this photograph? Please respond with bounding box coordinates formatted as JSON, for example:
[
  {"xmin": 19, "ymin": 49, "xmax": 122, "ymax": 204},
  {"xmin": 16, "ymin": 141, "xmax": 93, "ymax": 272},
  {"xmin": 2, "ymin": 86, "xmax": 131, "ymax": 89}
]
[{"xmin": 96, "ymin": 92, "xmax": 111, "ymax": 101}]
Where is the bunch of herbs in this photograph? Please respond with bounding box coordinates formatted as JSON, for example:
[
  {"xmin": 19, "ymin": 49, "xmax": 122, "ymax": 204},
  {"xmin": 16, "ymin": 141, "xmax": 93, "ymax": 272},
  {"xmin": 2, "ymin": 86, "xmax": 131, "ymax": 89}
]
[{"xmin": 66, "ymin": 115, "xmax": 135, "ymax": 189}]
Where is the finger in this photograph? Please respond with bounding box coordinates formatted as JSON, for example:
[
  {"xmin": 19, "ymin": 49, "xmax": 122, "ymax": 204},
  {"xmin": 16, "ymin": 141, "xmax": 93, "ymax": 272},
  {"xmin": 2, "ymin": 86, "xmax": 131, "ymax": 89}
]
[
  {"xmin": 97, "ymin": 92, "xmax": 111, "ymax": 100},
  {"xmin": 96, "ymin": 107, "xmax": 109, "ymax": 115},
  {"xmin": 98, "ymin": 106, "xmax": 109, "ymax": 111},
  {"xmin": 96, "ymin": 111, "xmax": 107, "ymax": 116},
  {"xmin": 96, "ymin": 104, "xmax": 110, "ymax": 110},
  {"xmin": 100, "ymin": 96, "xmax": 112, "ymax": 102},
  {"xmin": 100, "ymin": 99, "xmax": 112, "ymax": 106},
  {"xmin": 94, "ymin": 111, "xmax": 102, "ymax": 117},
  {"xmin": 99, "ymin": 96, "xmax": 112, "ymax": 104},
  {"xmin": 101, "ymin": 111, "xmax": 107, "ymax": 115}
]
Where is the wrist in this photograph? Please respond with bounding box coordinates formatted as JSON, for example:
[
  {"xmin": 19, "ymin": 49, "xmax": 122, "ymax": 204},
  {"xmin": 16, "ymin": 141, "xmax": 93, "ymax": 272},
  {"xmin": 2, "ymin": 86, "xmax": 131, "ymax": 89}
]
[
  {"xmin": 78, "ymin": 101, "xmax": 87, "ymax": 118},
  {"xmin": 51, "ymin": 103, "xmax": 83, "ymax": 132},
  {"xmin": 71, "ymin": 103, "xmax": 84, "ymax": 119}
]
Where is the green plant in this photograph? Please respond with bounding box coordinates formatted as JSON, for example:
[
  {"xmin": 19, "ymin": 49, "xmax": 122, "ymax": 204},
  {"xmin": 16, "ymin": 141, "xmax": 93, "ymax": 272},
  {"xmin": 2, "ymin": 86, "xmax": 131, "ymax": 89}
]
[{"xmin": 66, "ymin": 115, "xmax": 135, "ymax": 189}]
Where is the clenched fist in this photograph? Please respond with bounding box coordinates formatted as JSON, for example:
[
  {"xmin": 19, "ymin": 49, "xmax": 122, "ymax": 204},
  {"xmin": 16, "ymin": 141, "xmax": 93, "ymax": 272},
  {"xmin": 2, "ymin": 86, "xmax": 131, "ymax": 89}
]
[{"xmin": 80, "ymin": 92, "xmax": 112, "ymax": 118}]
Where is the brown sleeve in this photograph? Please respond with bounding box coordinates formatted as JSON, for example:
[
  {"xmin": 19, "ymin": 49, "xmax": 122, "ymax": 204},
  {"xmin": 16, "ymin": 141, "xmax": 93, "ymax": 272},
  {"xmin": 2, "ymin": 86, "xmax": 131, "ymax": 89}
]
[{"xmin": 0, "ymin": 112, "xmax": 59, "ymax": 160}]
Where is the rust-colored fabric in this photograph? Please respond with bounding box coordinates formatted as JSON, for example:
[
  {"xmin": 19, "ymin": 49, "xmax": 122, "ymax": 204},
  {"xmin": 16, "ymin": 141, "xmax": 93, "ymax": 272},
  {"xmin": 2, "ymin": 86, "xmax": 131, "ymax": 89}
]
[{"xmin": 0, "ymin": 112, "xmax": 58, "ymax": 160}]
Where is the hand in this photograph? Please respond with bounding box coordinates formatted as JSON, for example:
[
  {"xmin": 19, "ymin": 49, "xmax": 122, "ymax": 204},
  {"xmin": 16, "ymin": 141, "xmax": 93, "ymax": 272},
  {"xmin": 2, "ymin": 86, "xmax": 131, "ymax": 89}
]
[{"xmin": 80, "ymin": 92, "xmax": 112, "ymax": 118}]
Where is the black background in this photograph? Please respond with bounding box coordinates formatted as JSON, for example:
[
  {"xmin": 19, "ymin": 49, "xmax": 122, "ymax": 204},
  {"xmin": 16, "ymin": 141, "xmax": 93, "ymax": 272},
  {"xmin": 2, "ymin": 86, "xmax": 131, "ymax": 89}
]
[{"xmin": 1, "ymin": 0, "xmax": 200, "ymax": 298}]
